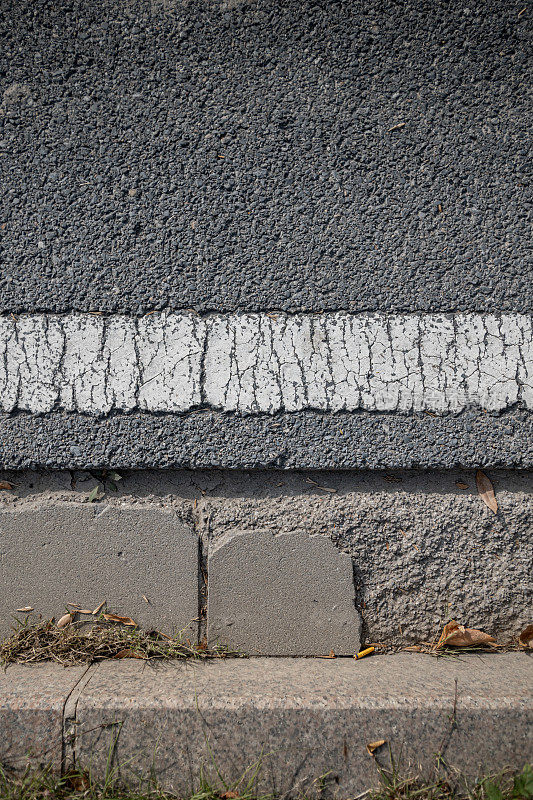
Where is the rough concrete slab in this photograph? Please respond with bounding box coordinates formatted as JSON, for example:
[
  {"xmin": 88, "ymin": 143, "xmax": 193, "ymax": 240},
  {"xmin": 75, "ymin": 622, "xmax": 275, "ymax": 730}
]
[
  {"xmin": 1, "ymin": 408, "xmax": 533, "ymax": 470},
  {"xmin": 199, "ymin": 470, "xmax": 533, "ymax": 646},
  {"xmin": 208, "ymin": 530, "xmax": 361, "ymax": 655},
  {"xmin": 1, "ymin": 1, "xmax": 530, "ymax": 316},
  {"xmin": 0, "ymin": 504, "xmax": 198, "ymax": 638},
  {"xmin": 0, "ymin": 663, "xmax": 88, "ymax": 770},
  {"xmin": 73, "ymin": 655, "xmax": 533, "ymax": 797},
  {"xmin": 1, "ymin": 470, "xmax": 531, "ymax": 647}
]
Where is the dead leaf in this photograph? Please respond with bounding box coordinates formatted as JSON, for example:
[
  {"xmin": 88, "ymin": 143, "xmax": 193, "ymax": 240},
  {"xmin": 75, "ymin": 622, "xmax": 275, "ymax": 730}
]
[
  {"xmin": 76, "ymin": 609, "xmax": 94, "ymax": 615},
  {"xmin": 317, "ymin": 649, "xmax": 336, "ymax": 659},
  {"xmin": 455, "ymin": 481, "xmax": 469, "ymax": 489},
  {"xmin": 519, "ymin": 624, "xmax": 533, "ymax": 649},
  {"xmin": 103, "ymin": 613, "xmax": 137, "ymax": 627},
  {"xmin": 92, "ymin": 600, "xmax": 106, "ymax": 615},
  {"xmin": 67, "ymin": 773, "xmax": 91, "ymax": 792},
  {"xmin": 0, "ymin": 481, "xmax": 13, "ymax": 490},
  {"xmin": 388, "ymin": 121, "xmax": 406, "ymax": 132},
  {"xmin": 88, "ymin": 485, "xmax": 104, "ymax": 502},
  {"xmin": 57, "ymin": 613, "xmax": 73, "ymax": 629},
  {"xmin": 367, "ymin": 739, "xmax": 386, "ymax": 756},
  {"xmin": 435, "ymin": 620, "xmax": 495, "ymax": 649},
  {"xmin": 476, "ymin": 471, "xmax": 497, "ymax": 514},
  {"xmin": 114, "ymin": 649, "xmax": 146, "ymax": 659},
  {"xmin": 221, "ymin": 793, "xmax": 239, "ymax": 799},
  {"xmin": 16, "ymin": 606, "xmax": 33, "ymax": 613}
]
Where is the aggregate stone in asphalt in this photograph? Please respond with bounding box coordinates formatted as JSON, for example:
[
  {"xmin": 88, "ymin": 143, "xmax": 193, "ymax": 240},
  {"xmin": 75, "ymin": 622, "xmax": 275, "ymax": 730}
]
[{"xmin": 0, "ymin": 0, "xmax": 531, "ymax": 315}]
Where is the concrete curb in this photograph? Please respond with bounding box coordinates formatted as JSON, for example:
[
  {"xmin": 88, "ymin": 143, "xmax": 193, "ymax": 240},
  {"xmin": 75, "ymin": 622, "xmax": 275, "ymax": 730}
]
[{"xmin": 0, "ymin": 655, "xmax": 531, "ymax": 796}]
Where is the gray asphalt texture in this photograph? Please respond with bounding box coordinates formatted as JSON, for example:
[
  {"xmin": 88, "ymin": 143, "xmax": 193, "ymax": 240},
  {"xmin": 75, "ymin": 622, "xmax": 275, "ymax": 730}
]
[
  {"xmin": 1, "ymin": 409, "xmax": 531, "ymax": 469},
  {"xmin": 1, "ymin": 0, "xmax": 531, "ymax": 315}
]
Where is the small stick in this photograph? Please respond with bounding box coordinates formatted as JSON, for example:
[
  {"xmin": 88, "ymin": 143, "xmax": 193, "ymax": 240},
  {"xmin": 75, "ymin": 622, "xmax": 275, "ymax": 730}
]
[{"xmin": 388, "ymin": 121, "xmax": 406, "ymax": 132}]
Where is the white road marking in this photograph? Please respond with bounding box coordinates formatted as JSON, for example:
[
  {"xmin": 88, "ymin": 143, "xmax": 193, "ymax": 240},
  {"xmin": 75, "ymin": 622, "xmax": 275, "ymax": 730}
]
[{"xmin": 0, "ymin": 313, "xmax": 531, "ymax": 415}]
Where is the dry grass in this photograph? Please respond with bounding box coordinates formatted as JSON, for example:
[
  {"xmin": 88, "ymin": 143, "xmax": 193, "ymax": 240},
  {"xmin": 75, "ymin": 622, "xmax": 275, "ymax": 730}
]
[
  {"xmin": 0, "ymin": 763, "xmax": 530, "ymax": 800},
  {"xmin": 0, "ymin": 617, "xmax": 243, "ymax": 667},
  {"xmin": 367, "ymin": 762, "xmax": 533, "ymax": 800}
]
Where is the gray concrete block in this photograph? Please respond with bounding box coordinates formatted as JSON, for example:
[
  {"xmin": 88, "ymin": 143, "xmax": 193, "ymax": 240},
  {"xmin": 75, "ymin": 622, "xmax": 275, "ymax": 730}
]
[
  {"xmin": 73, "ymin": 655, "xmax": 533, "ymax": 797},
  {"xmin": 0, "ymin": 504, "xmax": 198, "ymax": 637},
  {"xmin": 0, "ymin": 663, "xmax": 88, "ymax": 770},
  {"xmin": 207, "ymin": 530, "xmax": 361, "ymax": 655}
]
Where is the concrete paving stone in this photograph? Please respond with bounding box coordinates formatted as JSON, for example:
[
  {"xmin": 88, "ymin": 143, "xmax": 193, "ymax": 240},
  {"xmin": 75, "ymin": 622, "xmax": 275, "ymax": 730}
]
[
  {"xmin": 0, "ymin": 663, "xmax": 89, "ymax": 770},
  {"xmin": 207, "ymin": 530, "xmax": 361, "ymax": 655},
  {"xmin": 0, "ymin": 504, "xmax": 199, "ymax": 638},
  {"xmin": 73, "ymin": 655, "xmax": 533, "ymax": 797}
]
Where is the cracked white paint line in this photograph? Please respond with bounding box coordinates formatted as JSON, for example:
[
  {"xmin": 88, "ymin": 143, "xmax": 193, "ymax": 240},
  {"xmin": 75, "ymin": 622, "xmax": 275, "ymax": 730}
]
[{"xmin": 0, "ymin": 313, "xmax": 531, "ymax": 415}]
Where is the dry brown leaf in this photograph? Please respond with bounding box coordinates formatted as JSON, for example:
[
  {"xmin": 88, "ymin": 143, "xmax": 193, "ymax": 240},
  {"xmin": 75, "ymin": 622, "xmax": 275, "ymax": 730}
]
[
  {"xmin": 317, "ymin": 649, "xmax": 336, "ymax": 659},
  {"xmin": 435, "ymin": 620, "xmax": 495, "ymax": 649},
  {"xmin": 455, "ymin": 481, "xmax": 469, "ymax": 489},
  {"xmin": 114, "ymin": 649, "xmax": 146, "ymax": 659},
  {"xmin": 76, "ymin": 610, "xmax": 94, "ymax": 615},
  {"xmin": 67, "ymin": 773, "xmax": 90, "ymax": 792},
  {"xmin": 57, "ymin": 613, "xmax": 73, "ymax": 629},
  {"xmin": 366, "ymin": 739, "xmax": 386, "ymax": 756},
  {"xmin": 221, "ymin": 793, "xmax": 239, "ymax": 799},
  {"xmin": 476, "ymin": 470, "xmax": 498, "ymax": 514},
  {"xmin": 519, "ymin": 624, "xmax": 533, "ymax": 649},
  {"xmin": 92, "ymin": 600, "xmax": 106, "ymax": 615},
  {"xmin": 0, "ymin": 481, "xmax": 13, "ymax": 490},
  {"xmin": 16, "ymin": 606, "xmax": 33, "ymax": 613},
  {"xmin": 103, "ymin": 613, "xmax": 137, "ymax": 627}
]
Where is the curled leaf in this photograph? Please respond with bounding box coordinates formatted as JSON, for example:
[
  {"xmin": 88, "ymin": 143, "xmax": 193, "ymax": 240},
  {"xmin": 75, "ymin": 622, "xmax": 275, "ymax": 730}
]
[
  {"xmin": 367, "ymin": 739, "xmax": 386, "ymax": 756},
  {"xmin": 114, "ymin": 649, "xmax": 145, "ymax": 659},
  {"xmin": 476, "ymin": 471, "xmax": 497, "ymax": 514},
  {"xmin": 103, "ymin": 613, "xmax": 137, "ymax": 627},
  {"xmin": 435, "ymin": 620, "xmax": 495, "ymax": 649},
  {"xmin": 519, "ymin": 624, "xmax": 533, "ymax": 649},
  {"xmin": 88, "ymin": 485, "xmax": 104, "ymax": 502},
  {"xmin": 57, "ymin": 613, "xmax": 73, "ymax": 629},
  {"xmin": 0, "ymin": 481, "xmax": 13, "ymax": 490},
  {"xmin": 92, "ymin": 600, "xmax": 106, "ymax": 615}
]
